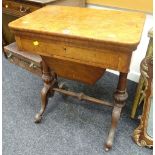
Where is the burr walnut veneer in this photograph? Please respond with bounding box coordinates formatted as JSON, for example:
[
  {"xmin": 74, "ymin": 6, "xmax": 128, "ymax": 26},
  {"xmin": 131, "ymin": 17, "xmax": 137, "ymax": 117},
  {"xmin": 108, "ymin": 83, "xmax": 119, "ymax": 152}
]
[{"xmin": 9, "ymin": 6, "xmax": 145, "ymax": 151}]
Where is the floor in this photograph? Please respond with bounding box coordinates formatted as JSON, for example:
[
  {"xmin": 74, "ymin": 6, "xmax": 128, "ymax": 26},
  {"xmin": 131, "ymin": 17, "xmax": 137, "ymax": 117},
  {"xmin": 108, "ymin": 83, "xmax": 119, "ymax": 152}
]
[{"xmin": 2, "ymin": 57, "xmax": 153, "ymax": 155}]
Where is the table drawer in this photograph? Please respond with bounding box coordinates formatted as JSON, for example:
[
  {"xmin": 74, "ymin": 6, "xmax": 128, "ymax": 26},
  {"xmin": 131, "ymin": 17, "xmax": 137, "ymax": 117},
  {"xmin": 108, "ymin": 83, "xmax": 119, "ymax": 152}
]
[
  {"xmin": 4, "ymin": 42, "xmax": 42, "ymax": 76},
  {"xmin": 2, "ymin": 0, "xmax": 39, "ymax": 17},
  {"xmin": 15, "ymin": 36, "xmax": 131, "ymax": 72},
  {"xmin": 4, "ymin": 42, "xmax": 105, "ymax": 84}
]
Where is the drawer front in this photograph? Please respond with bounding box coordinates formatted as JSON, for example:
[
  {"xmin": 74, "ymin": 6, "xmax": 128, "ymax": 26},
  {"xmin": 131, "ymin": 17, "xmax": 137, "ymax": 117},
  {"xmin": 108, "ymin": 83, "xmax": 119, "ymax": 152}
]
[
  {"xmin": 4, "ymin": 45, "xmax": 42, "ymax": 77},
  {"xmin": 2, "ymin": 0, "xmax": 39, "ymax": 17},
  {"xmin": 16, "ymin": 36, "xmax": 131, "ymax": 72},
  {"xmin": 44, "ymin": 56, "xmax": 105, "ymax": 84}
]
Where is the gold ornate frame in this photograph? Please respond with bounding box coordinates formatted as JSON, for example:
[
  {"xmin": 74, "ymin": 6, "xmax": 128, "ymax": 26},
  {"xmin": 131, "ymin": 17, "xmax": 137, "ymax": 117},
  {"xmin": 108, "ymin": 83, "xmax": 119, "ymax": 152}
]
[
  {"xmin": 133, "ymin": 56, "xmax": 153, "ymax": 148},
  {"xmin": 131, "ymin": 28, "xmax": 153, "ymax": 118}
]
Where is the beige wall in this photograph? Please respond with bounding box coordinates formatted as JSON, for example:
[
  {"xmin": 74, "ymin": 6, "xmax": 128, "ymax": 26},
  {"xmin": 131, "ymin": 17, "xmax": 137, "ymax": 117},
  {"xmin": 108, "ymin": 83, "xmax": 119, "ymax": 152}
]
[{"xmin": 87, "ymin": 0, "xmax": 153, "ymax": 13}]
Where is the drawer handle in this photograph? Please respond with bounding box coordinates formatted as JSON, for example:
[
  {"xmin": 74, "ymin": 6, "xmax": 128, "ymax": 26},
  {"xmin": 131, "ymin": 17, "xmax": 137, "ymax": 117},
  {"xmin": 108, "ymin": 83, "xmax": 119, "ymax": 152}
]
[
  {"xmin": 7, "ymin": 52, "xmax": 13, "ymax": 62},
  {"xmin": 5, "ymin": 4, "xmax": 9, "ymax": 8},
  {"xmin": 29, "ymin": 62, "xmax": 37, "ymax": 68},
  {"xmin": 20, "ymin": 5, "xmax": 30, "ymax": 13},
  {"xmin": 33, "ymin": 41, "xmax": 39, "ymax": 46},
  {"xmin": 7, "ymin": 53, "xmax": 12, "ymax": 58}
]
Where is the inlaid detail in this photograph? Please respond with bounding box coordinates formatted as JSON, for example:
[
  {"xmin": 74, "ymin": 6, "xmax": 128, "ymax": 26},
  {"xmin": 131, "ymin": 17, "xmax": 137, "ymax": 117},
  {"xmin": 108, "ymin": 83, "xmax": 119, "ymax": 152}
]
[{"xmin": 33, "ymin": 41, "xmax": 39, "ymax": 46}]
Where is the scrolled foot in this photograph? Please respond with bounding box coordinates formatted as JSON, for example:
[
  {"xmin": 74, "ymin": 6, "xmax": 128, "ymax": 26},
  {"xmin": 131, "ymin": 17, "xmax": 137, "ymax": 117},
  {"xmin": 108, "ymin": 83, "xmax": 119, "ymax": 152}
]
[
  {"xmin": 104, "ymin": 127, "xmax": 114, "ymax": 151},
  {"xmin": 104, "ymin": 106, "xmax": 122, "ymax": 151},
  {"xmin": 104, "ymin": 144, "xmax": 111, "ymax": 152},
  {"xmin": 34, "ymin": 113, "xmax": 42, "ymax": 123},
  {"xmin": 34, "ymin": 86, "xmax": 50, "ymax": 123}
]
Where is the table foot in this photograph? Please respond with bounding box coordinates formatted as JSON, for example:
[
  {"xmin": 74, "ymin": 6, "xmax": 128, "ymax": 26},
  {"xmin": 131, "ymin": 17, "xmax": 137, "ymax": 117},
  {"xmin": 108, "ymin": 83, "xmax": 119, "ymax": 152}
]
[
  {"xmin": 105, "ymin": 72, "xmax": 128, "ymax": 150},
  {"xmin": 105, "ymin": 106, "xmax": 122, "ymax": 151},
  {"xmin": 104, "ymin": 146, "xmax": 110, "ymax": 152},
  {"xmin": 34, "ymin": 113, "xmax": 42, "ymax": 123},
  {"xmin": 34, "ymin": 59, "xmax": 57, "ymax": 123},
  {"xmin": 34, "ymin": 84, "xmax": 51, "ymax": 123}
]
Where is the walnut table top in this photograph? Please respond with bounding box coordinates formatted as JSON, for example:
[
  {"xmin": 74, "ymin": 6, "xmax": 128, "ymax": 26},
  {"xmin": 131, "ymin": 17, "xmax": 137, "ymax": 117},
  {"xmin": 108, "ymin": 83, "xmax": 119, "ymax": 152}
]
[{"xmin": 9, "ymin": 5, "xmax": 145, "ymax": 51}]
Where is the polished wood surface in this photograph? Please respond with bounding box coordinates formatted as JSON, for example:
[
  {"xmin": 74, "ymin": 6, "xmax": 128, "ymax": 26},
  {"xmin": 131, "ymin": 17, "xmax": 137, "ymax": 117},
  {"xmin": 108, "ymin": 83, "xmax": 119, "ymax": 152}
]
[
  {"xmin": 44, "ymin": 56, "xmax": 105, "ymax": 84},
  {"xmin": 13, "ymin": 36, "xmax": 132, "ymax": 73},
  {"xmin": 8, "ymin": 6, "xmax": 145, "ymax": 151},
  {"xmin": 9, "ymin": 5, "xmax": 145, "ymax": 76},
  {"xmin": 9, "ymin": 5, "xmax": 145, "ymax": 49}
]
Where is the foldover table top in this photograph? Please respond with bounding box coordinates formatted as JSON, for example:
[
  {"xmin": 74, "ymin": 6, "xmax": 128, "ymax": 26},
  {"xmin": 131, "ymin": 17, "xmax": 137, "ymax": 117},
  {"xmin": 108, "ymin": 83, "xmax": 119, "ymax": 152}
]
[{"xmin": 9, "ymin": 5, "xmax": 145, "ymax": 50}]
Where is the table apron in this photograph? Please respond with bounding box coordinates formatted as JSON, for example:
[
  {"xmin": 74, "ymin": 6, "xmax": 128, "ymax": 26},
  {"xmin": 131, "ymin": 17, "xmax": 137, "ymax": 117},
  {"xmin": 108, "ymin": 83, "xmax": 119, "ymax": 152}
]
[{"xmin": 15, "ymin": 35, "xmax": 132, "ymax": 73}]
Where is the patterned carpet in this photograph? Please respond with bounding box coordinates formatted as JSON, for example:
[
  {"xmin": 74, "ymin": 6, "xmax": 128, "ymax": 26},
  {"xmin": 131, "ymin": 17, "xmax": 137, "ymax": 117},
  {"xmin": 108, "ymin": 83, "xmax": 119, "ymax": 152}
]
[{"xmin": 2, "ymin": 57, "xmax": 153, "ymax": 155}]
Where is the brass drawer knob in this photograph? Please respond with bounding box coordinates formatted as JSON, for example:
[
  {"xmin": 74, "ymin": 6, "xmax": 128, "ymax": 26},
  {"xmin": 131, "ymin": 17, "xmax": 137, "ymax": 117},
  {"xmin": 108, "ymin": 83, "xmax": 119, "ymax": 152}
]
[
  {"xmin": 5, "ymin": 4, "xmax": 8, "ymax": 8},
  {"xmin": 20, "ymin": 5, "xmax": 30, "ymax": 13},
  {"xmin": 7, "ymin": 52, "xmax": 12, "ymax": 58},
  {"xmin": 33, "ymin": 41, "xmax": 39, "ymax": 46},
  {"xmin": 29, "ymin": 62, "xmax": 37, "ymax": 68},
  {"xmin": 7, "ymin": 52, "xmax": 14, "ymax": 62}
]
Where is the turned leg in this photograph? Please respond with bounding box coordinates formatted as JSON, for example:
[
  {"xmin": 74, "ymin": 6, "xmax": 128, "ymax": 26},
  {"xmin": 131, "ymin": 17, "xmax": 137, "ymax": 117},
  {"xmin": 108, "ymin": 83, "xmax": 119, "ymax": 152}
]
[
  {"xmin": 105, "ymin": 72, "xmax": 128, "ymax": 151},
  {"xmin": 34, "ymin": 60, "xmax": 57, "ymax": 123}
]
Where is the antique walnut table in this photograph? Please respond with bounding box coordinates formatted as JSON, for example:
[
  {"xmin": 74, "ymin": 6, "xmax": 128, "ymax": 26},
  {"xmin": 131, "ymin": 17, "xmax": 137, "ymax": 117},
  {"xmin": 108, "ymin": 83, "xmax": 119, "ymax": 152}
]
[{"xmin": 8, "ymin": 6, "xmax": 145, "ymax": 151}]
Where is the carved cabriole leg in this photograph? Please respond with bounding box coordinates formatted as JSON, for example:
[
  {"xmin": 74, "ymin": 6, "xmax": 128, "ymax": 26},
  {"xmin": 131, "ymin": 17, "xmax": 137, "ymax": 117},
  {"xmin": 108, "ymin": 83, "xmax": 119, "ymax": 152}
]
[
  {"xmin": 34, "ymin": 60, "xmax": 56, "ymax": 123},
  {"xmin": 105, "ymin": 72, "xmax": 128, "ymax": 151}
]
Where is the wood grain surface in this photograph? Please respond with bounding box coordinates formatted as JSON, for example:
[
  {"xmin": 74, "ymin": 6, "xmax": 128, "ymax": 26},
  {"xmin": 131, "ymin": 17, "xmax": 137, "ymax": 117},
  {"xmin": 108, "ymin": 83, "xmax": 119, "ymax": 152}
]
[{"xmin": 9, "ymin": 5, "xmax": 145, "ymax": 48}]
